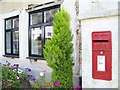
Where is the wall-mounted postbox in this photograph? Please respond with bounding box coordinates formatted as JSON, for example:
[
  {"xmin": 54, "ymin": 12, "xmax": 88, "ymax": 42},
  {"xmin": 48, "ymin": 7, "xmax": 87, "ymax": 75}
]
[{"xmin": 92, "ymin": 31, "xmax": 112, "ymax": 80}]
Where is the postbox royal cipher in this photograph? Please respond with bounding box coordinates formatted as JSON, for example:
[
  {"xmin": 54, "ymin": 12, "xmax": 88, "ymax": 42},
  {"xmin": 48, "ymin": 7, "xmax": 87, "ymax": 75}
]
[{"xmin": 92, "ymin": 31, "xmax": 112, "ymax": 80}]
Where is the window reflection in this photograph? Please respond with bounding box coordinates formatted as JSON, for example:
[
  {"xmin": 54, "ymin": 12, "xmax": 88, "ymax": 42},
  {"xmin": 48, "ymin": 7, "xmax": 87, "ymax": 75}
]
[
  {"xmin": 6, "ymin": 32, "xmax": 11, "ymax": 53},
  {"xmin": 44, "ymin": 8, "xmax": 58, "ymax": 23},
  {"xmin": 13, "ymin": 18, "xmax": 19, "ymax": 28},
  {"xmin": 30, "ymin": 12, "xmax": 43, "ymax": 25},
  {"xmin": 31, "ymin": 27, "xmax": 42, "ymax": 55},
  {"xmin": 6, "ymin": 20, "xmax": 11, "ymax": 29},
  {"xmin": 45, "ymin": 26, "xmax": 53, "ymax": 42},
  {"xmin": 13, "ymin": 31, "xmax": 19, "ymax": 54}
]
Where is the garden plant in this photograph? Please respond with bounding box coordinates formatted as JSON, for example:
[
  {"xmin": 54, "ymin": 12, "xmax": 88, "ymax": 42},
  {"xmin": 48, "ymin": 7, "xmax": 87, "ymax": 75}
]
[
  {"xmin": 44, "ymin": 8, "xmax": 73, "ymax": 88},
  {"xmin": 1, "ymin": 61, "xmax": 31, "ymax": 88}
]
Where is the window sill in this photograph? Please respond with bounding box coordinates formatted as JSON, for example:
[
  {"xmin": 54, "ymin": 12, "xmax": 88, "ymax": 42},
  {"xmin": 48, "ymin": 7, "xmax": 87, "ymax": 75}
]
[
  {"xmin": 3, "ymin": 55, "xmax": 19, "ymax": 58},
  {"xmin": 26, "ymin": 56, "xmax": 45, "ymax": 60}
]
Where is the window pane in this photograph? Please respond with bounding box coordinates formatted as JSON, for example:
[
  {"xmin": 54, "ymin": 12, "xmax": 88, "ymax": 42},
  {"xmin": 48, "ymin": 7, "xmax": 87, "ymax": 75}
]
[
  {"xmin": 44, "ymin": 8, "xmax": 58, "ymax": 23},
  {"xmin": 13, "ymin": 18, "xmax": 19, "ymax": 28},
  {"xmin": 30, "ymin": 12, "xmax": 42, "ymax": 25},
  {"xmin": 6, "ymin": 20, "xmax": 11, "ymax": 29},
  {"xmin": 13, "ymin": 31, "xmax": 19, "ymax": 54},
  {"xmin": 45, "ymin": 26, "xmax": 53, "ymax": 42},
  {"xmin": 6, "ymin": 32, "xmax": 11, "ymax": 53},
  {"xmin": 31, "ymin": 27, "xmax": 42, "ymax": 55}
]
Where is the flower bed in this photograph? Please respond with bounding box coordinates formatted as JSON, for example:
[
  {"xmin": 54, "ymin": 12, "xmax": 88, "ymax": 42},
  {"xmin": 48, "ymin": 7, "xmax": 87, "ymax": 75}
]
[
  {"xmin": 1, "ymin": 61, "xmax": 31, "ymax": 89},
  {"xmin": 1, "ymin": 61, "xmax": 82, "ymax": 89}
]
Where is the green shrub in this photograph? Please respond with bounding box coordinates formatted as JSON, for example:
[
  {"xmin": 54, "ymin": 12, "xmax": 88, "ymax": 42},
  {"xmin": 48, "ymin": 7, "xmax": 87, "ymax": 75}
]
[
  {"xmin": 44, "ymin": 8, "xmax": 73, "ymax": 88},
  {"xmin": 2, "ymin": 62, "xmax": 30, "ymax": 88}
]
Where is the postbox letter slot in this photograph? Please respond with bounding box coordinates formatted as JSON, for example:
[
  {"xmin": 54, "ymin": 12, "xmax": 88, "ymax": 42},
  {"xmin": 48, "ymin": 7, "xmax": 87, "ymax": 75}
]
[{"xmin": 93, "ymin": 40, "xmax": 109, "ymax": 42}]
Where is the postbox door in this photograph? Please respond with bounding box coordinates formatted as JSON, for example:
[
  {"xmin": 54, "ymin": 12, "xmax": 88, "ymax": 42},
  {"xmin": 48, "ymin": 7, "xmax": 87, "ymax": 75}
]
[{"xmin": 92, "ymin": 50, "xmax": 112, "ymax": 80}]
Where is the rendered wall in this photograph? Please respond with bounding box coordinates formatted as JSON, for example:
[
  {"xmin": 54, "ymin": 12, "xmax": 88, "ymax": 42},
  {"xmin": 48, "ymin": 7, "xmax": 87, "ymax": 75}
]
[
  {"xmin": 0, "ymin": 0, "xmax": 79, "ymax": 86},
  {"xmin": 79, "ymin": 0, "xmax": 119, "ymax": 88},
  {"xmin": 81, "ymin": 16, "xmax": 118, "ymax": 88}
]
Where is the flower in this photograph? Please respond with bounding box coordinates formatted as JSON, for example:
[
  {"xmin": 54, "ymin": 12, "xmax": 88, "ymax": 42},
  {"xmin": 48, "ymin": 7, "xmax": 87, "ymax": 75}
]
[
  {"xmin": 33, "ymin": 78, "xmax": 36, "ymax": 81},
  {"xmin": 50, "ymin": 88, "xmax": 53, "ymax": 90},
  {"xmin": 16, "ymin": 76, "xmax": 19, "ymax": 79},
  {"xmin": 53, "ymin": 82, "xmax": 60, "ymax": 87},
  {"xmin": 18, "ymin": 68, "xmax": 23, "ymax": 73},
  {"xmin": 13, "ymin": 69, "xmax": 17, "ymax": 72},
  {"xmin": 76, "ymin": 85, "xmax": 82, "ymax": 90},
  {"xmin": 72, "ymin": 87, "xmax": 74, "ymax": 90},
  {"xmin": 26, "ymin": 68, "xmax": 31, "ymax": 72},
  {"xmin": 28, "ymin": 74, "xmax": 32, "ymax": 77},
  {"xmin": 40, "ymin": 72, "xmax": 44, "ymax": 76},
  {"xmin": 10, "ymin": 82, "xmax": 14, "ymax": 84},
  {"xmin": 13, "ymin": 64, "xmax": 19, "ymax": 67},
  {"xmin": 42, "ymin": 88, "xmax": 47, "ymax": 90},
  {"xmin": 4, "ymin": 82, "xmax": 8, "ymax": 86},
  {"xmin": 19, "ymin": 78, "xmax": 23, "ymax": 81},
  {"xmin": 28, "ymin": 68, "xmax": 31, "ymax": 72},
  {"xmin": 41, "ymin": 70, "xmax": 47, "ymax": 72}
]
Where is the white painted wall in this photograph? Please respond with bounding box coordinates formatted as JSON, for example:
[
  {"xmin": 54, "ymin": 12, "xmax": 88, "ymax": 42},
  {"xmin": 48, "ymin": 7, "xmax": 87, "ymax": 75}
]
[
  {"xmin": 0, "ymin": 15, "xmax": 3, "ymax": 59},
  {"xmin": 81, "ymin": 16, "xmax": 118, "ymax": 88},
  {"xmin": 118, "ymin": 16, "xmax": 120, "ymax": 90},
  {"xmin": 79, "ymin": 0, "xmax": 119, "ymax": 88},
  {"xmin": 0, "ymin": 0, "xmax": 78, "ymax": 85},
  {"xmin": 79, "ymin": 0, "xmax": 119, "ymax": 14}
]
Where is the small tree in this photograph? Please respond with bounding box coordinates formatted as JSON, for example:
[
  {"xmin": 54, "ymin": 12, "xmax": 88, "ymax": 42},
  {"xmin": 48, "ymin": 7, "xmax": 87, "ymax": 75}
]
[{"xmin": 43, "ymin": 8, "xmax": 73, "ymax": 88}]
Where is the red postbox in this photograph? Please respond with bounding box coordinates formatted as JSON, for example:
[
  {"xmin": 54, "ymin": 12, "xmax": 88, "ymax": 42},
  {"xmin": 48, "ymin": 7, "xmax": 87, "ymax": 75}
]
[{"xmin": 92, "ymin": 31, "xmax": 112, "ymax": 80}]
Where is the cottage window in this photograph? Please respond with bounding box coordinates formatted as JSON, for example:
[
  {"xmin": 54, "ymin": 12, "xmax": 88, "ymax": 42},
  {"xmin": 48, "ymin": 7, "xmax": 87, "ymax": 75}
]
[
  {"xmin": 29, "ymin": 5, "xmax": 59, "ymax": 57},
  {"xmin": 5, "ymin": 16, "xmax": 19, "ymax": 56}
]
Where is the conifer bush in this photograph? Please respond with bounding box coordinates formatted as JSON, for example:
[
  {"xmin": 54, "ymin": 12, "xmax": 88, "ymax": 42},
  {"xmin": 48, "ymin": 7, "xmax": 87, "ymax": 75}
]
[{"xmin": 43, "ymin": 8, "xmax": 73, "ymax": 88}]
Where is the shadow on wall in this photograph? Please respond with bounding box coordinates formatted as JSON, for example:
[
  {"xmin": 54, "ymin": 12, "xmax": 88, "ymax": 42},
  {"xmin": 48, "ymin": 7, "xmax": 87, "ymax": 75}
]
[{"xmin": 118, "ymin": 1, "xmax": 120, "ymax": 90}]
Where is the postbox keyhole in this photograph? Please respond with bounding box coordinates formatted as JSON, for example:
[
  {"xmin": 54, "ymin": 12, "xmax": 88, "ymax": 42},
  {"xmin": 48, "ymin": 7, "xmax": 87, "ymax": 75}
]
[{"xmin": 100, "ymin": 51, "xmax": 103, "ymax": 54}]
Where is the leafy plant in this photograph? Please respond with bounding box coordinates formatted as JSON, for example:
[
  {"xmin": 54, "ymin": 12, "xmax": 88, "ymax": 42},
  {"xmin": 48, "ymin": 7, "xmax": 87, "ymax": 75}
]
[
  {"xmin": 44, "ymin": 8, "xmax": 73, "ymax": 88},
  {"xmin": 0, "ymin": 65, "xmax": 2, "ymax": 90},
  {"xmin": 2, "ymin": 61, "xmax": 31, "ymax": 88},
  {"xmin": 28, "ymin": 71, "xmax": 60, "ymax": 89}
]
